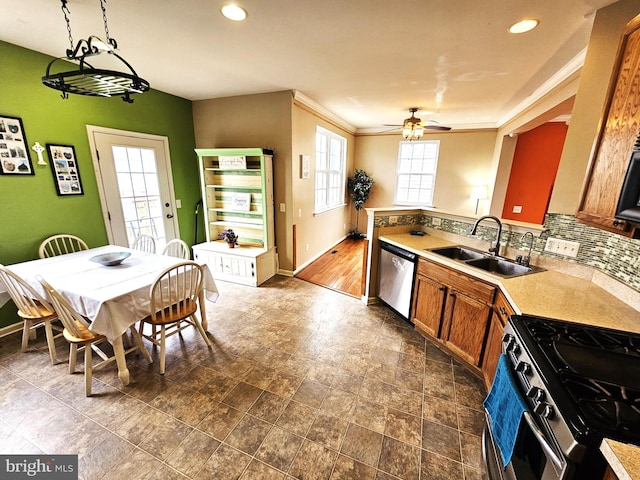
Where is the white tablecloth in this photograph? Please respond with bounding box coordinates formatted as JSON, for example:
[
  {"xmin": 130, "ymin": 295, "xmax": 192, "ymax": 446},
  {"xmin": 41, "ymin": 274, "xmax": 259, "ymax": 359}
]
[{"xmin": 3, "ymin": 245, "xmax": 218, "ymax": 341}]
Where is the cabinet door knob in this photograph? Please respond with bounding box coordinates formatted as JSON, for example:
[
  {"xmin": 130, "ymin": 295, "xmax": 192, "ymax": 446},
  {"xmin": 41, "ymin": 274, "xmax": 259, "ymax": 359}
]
[
  {"xmin": 612, "ymin": 220, "xmax": 623, "ymax": 227},
  {"xmin": 499, "ymin": 306, "xmax": 507, "ymax": 316},
  {"xmin": 166, "ymin": 214, "xmax": 174, "ymax": 218},
  {"xmin": 439, "ymin": 286, "xmax": 446, "ymax": 292}
]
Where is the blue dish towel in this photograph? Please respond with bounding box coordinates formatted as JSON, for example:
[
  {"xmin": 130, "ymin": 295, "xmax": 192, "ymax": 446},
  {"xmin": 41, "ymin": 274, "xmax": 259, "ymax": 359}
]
[{"xmin": 483, "ymin": 354, "xmax": 529, "ymax": 467}]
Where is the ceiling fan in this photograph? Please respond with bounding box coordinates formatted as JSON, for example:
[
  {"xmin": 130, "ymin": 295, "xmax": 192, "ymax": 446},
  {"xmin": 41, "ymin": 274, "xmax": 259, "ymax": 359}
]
[{"xmin": 384, "ymin": 108, "xmax": 452, "ymax": 139}]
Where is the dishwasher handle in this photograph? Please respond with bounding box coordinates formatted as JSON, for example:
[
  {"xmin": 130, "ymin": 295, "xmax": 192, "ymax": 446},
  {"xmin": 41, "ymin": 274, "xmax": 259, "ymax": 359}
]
[{"xmin": 380, "ymin": 241, "xmax": 417, "ymax": 263}]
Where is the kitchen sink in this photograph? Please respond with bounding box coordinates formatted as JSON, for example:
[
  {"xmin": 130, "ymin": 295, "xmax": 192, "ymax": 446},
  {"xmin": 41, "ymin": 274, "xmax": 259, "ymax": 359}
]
[
  {"xmin": 428, "ymin": 246, "xmax": 487, "ymax": 261},
  {"xmin": 428, "ymin": 245, "xmax": 544, "ymax": 278},
  {"xmin": 465, "ymin": 257, "xmax": 538, "ymax": 277}
]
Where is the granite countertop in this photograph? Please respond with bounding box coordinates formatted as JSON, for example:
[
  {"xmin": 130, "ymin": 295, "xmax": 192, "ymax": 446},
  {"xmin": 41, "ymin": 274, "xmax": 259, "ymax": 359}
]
[
  {"xmin": 379, "ymin": 233, "xmax": 640, "ymax": 333},
  {"xmin": 601, "ymin": 440, "xmax": 640, "ymax": 480},
  {"xmin": 378, "ymin": 232, "xmax": 640, "ymax": 479}
]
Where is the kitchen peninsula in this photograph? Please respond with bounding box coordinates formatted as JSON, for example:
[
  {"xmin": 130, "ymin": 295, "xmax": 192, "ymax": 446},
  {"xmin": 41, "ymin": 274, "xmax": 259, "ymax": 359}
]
[{"xmin": 378, "ymin": 231, "xmax": 640, "ymax": 480}]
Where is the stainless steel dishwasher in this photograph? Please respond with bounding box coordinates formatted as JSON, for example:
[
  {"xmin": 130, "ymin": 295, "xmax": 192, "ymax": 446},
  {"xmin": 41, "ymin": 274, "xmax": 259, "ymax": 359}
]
[{"xmin": 378, "ymin": 241, "xmax": 417, "ymax": 320}]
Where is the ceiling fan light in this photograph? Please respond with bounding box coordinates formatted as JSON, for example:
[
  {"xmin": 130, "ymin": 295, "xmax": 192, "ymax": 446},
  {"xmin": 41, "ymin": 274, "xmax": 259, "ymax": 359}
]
[{"xmin": 414, "ymin": 126, "xmax": 424, "ymax": 138}]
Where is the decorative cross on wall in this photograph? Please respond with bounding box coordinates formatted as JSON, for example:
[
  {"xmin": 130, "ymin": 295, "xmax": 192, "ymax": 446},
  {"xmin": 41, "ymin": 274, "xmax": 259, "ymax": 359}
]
[{"xmin": 32, "ymin": 142, "xmax": 47, "ymax": 165}]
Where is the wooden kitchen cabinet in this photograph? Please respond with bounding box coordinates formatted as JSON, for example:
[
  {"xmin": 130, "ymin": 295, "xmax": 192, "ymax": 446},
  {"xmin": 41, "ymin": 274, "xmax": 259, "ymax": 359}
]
[
  {"xmin": 576, "ymin": 17, "xmax": 640, "ymax": 238},
  {"xmin": 442, "ymin": 290, "xmax": 493, "ymax": 366},
  {"xmin": 482, "ymin": 290, "xmax": 516, "ymax": 388},
  {"xmin": 601, "ymin": 466, "xmax": 619, "ymax": 480},
  {"xmin": 411, "ymin": 258, "xmax": 495, "ymax": 368},
  {"xmin": 411, "ymin": 272, "xmax": 447, "ymax": 338}
]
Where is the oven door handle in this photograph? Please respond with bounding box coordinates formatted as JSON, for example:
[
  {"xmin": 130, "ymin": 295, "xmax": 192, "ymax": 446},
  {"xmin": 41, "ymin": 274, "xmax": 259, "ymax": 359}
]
[{"xmin": 523, "ymin": 411, "xmax": 564, "ymax": 472}]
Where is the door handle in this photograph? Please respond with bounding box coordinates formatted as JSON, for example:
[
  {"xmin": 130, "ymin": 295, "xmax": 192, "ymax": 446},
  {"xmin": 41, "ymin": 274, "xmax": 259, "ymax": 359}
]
[
  {"xmin": 522, "ymin": 411, "xmax": 564, "ymax": 471},
  {"xmin": 166, "ymin": 214, "xmax": 174, "ymax": 218}
]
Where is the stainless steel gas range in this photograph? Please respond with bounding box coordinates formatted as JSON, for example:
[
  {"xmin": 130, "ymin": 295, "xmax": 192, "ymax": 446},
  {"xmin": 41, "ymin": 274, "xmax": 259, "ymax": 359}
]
[{"xmin": 483, "ymin": 314, "xmax": 640, "ymax": 480}]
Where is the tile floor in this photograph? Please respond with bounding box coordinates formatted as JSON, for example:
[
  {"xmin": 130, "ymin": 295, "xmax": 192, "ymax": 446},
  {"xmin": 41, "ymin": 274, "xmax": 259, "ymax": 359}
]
[{"xmin": 0, "ymin": 275, "xmax": 489, "ymax": 480}]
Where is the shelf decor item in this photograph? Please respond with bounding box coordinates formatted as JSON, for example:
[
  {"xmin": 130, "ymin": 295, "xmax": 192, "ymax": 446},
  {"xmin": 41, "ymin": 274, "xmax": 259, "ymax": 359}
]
[
  {"xmin": 46, "ymin": 143, "xmax": 84, "ymax": 195},
  {"xmin": 218, "ymin": 228, "xmax": 238, "ymax": 247},
  {"xmin": 0, "ymin": 114, "xmax": 34, "ymax": 175}
]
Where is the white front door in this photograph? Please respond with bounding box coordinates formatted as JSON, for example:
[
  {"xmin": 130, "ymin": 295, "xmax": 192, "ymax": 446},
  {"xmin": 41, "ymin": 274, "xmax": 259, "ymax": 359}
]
[{"xmin": 87, "ymin": 126, "xmax": 179, "ymax": 251}]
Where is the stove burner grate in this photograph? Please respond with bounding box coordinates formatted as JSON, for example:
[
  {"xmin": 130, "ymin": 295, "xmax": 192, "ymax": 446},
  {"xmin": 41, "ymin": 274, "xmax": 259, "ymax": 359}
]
[
  {"xmin": 563, "ymin": 376, "xmax": 640, "ymax": 443},
  {"xmin": 514, "ymin": 315, "xmax": 640, "ymax": 447},
  {"xmin": 524, "ymin": 319, "xmax": 640, "ymax": 357}
]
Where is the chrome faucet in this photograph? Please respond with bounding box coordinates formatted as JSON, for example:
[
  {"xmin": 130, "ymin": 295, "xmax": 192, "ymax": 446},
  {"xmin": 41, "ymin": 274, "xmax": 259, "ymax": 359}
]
[
  {"xmin": 520, "ymin": 231, "xmax": 535, "ymax": 267},
  {"xmin": 470, "ymin": 215, "xmax": 503, "ymax": 255}
]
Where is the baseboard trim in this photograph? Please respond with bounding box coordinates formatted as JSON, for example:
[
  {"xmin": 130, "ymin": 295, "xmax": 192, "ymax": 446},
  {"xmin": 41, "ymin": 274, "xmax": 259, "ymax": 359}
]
[
  {"xmin": 0, "ymin": 322, "xmax": 22, "ymax": 339},
  {"xmin": 365, "ymin": 296, "xmax": 379, "ymax": 305},
  {"xmin": 277, "ymin": 269, "xmax": 294, "ymax": 277}
]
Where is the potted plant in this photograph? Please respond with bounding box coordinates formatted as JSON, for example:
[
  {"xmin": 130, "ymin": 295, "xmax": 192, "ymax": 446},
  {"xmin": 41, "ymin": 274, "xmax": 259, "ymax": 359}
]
[
  {"xmin": 347, "ymin": 169, "xmax": 374, "ymax": 238},
  {"xmin": 218, "ymin": 228, "xmax": 238, "ymax": 247}
]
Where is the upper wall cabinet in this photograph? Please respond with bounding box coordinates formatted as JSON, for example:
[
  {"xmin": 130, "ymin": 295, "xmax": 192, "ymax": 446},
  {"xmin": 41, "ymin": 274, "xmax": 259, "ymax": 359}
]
[{"xmin": 576, "ymin": 15, "xmax": 640, "ymax": 238}]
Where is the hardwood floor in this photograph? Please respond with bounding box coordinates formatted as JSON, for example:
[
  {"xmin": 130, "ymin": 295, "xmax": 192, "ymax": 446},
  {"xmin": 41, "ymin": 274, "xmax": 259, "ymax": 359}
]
[{"xmin": 295, "ymin": 237, "xmax": 367, "ymax": 298}]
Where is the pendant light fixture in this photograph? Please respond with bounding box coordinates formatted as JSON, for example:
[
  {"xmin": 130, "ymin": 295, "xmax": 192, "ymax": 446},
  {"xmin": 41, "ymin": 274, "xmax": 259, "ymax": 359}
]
[{"xmin": 42, "ymin": 0, "xmax": 150, "ymax": 103}]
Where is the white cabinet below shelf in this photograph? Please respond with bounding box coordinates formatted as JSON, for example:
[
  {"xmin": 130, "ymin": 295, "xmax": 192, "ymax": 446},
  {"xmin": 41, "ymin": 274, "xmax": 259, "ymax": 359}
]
[{"xmin": 192, "ymin": 242, "xmax": 277, "ymax": 287}]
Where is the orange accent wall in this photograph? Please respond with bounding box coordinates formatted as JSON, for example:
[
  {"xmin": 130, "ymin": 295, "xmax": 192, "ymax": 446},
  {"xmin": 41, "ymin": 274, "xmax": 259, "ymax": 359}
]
[{"xmin": 501, "ymin": 122, "xmax": 568, "ymax": 224}]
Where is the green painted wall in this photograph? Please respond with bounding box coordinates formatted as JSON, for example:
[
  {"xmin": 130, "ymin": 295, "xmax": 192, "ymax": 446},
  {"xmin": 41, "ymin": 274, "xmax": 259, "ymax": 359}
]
[{"xmin": 0, "ymin": 41, "xmax": 198, "ymax": 328}]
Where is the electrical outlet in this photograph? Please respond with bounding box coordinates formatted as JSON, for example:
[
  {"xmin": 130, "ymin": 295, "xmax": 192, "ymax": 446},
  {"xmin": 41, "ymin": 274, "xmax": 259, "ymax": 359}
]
[
  {"xmin": 562, "ymin": 240, "xmax": 580, "ymax": 258},
  {"xmin": 512, "ymin": 205, "xmax": 522, "ymax": 213},
  {"xmin": 279, "ymin": 203, "xmax": 285, "ymax": 212},
  {"xmin": 389, "ymin": 215, "xmax": 398, "ymax": 224},
  {"xmin": 544, "ymin": 237, "xmax": 580, "ymax": 258},
  {"xmin": 432, "ymin": 218, "xmax": 442, "ymax": 227}
]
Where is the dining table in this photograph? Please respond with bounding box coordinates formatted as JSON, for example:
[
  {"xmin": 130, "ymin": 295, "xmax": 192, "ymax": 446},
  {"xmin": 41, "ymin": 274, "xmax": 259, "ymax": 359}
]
[{"xmin": 1, "ymin": 245, "xmax": 219, "ymax": 386}]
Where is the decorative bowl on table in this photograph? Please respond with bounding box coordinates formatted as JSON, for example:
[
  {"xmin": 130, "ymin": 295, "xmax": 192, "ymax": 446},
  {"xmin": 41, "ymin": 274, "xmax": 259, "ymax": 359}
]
[{"xmin": 89, "ymin": 252, "xmax": 131, "ymax": 266}]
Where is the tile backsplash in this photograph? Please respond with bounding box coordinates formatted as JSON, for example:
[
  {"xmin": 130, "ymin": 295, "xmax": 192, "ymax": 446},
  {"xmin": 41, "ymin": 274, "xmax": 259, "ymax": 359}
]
[{"xmin": 374, "ymin": 212, "xmax": 640, "ymax": 292}]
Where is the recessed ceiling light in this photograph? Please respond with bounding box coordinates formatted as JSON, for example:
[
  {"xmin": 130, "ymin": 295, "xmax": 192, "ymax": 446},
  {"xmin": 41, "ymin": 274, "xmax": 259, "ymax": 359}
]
[
  {"xmin": 220, "ymin": 3, "xmax": 247, "ymax": 21},
  {"xmin": 509, "ymin": 19, "xmax": 539, "ymax": 34}
]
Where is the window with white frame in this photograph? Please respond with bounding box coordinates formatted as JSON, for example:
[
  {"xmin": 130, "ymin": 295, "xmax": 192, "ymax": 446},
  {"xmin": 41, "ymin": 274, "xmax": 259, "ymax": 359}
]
[
  {"xmin": 315, "ymin": 126, "xmax": 346, "ymax": 213},
  {"xmin": 394, "ymin": 140, "xmax": 439, "ymax": 206}
]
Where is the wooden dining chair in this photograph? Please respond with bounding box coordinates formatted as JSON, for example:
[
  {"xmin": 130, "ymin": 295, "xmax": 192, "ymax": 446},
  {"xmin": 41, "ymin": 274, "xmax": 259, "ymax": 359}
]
[
  {"xmin": 37, "ymin": 276, "xmax": 150, "ymax": 396},
  {"xmin": 0, "ymin": 265, "xmax": 61, "ymax": 365},
  {"xmin": 132, "ymin": 234, "xmax": 156, "ymax": 254},
  {"xmin": 39, "ymin": 234, "xmax": 89, "ymax": 259},
  {"xmin": 161, "ymin": 239, "xmax": 190, "ymax": 259},
  {"xmin": 139, "ymin": 261, "xmax": 211, "ymax": 374}
]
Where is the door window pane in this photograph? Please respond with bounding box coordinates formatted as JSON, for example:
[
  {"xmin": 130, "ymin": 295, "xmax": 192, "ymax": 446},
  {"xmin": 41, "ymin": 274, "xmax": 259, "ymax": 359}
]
[{"xmin": 111, "ymin": 146, "xmax": 167, "ymax": 248}]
